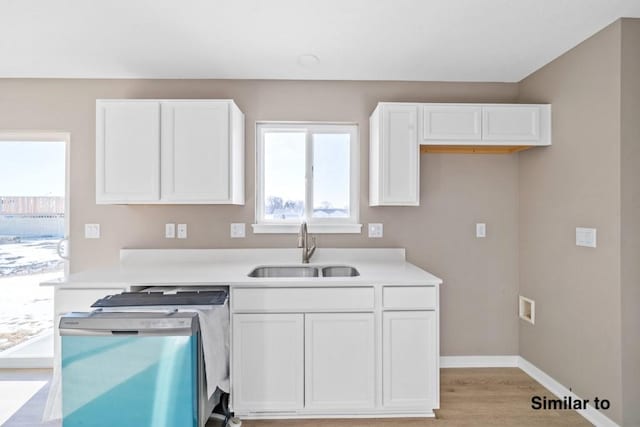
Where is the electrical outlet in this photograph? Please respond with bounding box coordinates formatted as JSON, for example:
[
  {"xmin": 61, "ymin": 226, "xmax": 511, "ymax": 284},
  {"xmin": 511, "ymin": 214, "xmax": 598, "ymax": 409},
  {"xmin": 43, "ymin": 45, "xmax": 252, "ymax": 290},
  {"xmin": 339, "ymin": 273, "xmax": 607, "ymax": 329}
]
[
  {"xmin": 368, "ymin": 223, "xmax": 383, "ymax": 238},
  {"xmin": 476, "ymin": 223, "xmax": 486, "ymax": 238},
  {"xmin": 576, "ymin": 227, "xmax": 596, "ymax": 248},
  {"xmin": 177, "ymin": 224, "xmax": 188, "ymax": 239},
  {"xmin": 84, "ymin": 224, "xmax": 100, "ymax": 239},
  {"xmin": 165, "ymin": 223, "xmax": 176, "ymax": 239},
  {"xmin": 230, "ymin": 223, "xmax": 246, "ymax": 238}
]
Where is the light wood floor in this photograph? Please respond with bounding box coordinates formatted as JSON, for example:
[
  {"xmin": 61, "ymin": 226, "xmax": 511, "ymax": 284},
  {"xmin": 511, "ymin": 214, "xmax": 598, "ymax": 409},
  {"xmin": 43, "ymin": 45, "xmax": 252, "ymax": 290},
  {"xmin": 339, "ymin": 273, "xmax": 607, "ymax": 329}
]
[
  {"xmin": 240, "ymin": 368, "xmax": 591, "ymax": 427},
  {"xmin": 0, "ymin": 368, "xmax": 591, "ymax": 427}
]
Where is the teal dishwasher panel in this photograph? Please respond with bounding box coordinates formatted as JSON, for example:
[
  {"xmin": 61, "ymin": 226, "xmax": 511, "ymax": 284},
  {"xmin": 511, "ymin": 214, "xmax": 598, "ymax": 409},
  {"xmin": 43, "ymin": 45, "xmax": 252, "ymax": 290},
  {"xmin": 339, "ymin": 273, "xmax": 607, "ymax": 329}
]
[{"xmin": 61, "ymin": 335, "xmax": 198, "ymax": 427}]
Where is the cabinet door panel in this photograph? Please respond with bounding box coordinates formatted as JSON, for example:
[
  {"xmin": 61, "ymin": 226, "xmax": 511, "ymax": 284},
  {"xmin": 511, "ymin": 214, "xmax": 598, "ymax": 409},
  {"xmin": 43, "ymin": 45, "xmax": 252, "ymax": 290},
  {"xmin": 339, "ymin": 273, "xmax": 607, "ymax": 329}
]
[
  {"xmin": 96, "ymin": 101, "xmax": 160, "ymax": 203},
  {"xmin": 381, "ymin": 105, "xmax": 419, "ymax": 205},
  {"xmin": 482, "ymin": 106, "xmax": 541, "ymax": 142},
  {"xmin": 161, "ymin": 101, "xmax": 230, "ymax": 202},
  {"xmin": 422, "ymin": 105, "xmax": 482, "ymax": 141},
  {"xmin": 383, "ymin": 311, "xmax": 437, "ymax": 409},
  {"xmin": 305, "ymin": 313, "xmax": 375, "ymax": 410},
  {"xmin": 232, "ymin": 314, "xmax": 304, "ymax": 412}
]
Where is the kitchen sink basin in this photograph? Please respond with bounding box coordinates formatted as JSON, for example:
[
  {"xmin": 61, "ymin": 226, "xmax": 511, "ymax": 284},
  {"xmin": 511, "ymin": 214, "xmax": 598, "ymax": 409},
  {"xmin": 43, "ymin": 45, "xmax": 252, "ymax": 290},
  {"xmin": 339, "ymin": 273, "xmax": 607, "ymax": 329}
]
[
  {"xmin": 247, "ymin": 265, "xmax": 360, "ymax": 278},
  {"xmin": 248, "ymin": 266, "xmax": 320, "ymax": 278},
  {"xmin": 321, "ymin": 266, "xmax": 360, "ymax": 277}
]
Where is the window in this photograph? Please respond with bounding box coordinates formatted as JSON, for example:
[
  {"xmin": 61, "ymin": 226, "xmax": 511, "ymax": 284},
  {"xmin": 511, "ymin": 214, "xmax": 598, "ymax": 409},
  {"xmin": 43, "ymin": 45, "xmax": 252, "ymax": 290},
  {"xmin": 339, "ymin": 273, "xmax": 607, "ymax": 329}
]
[{"xmin": 254, "ymin": 123, "xmax": 360, "ymax": 233}]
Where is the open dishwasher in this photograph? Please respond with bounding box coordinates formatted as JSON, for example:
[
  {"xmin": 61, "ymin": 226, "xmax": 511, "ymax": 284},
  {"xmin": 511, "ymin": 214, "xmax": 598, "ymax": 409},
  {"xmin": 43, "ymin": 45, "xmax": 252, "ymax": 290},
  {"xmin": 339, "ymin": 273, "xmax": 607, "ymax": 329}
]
[{"xmin": 59, "ymin": 287, "xmax": 230, "ymax": 427}]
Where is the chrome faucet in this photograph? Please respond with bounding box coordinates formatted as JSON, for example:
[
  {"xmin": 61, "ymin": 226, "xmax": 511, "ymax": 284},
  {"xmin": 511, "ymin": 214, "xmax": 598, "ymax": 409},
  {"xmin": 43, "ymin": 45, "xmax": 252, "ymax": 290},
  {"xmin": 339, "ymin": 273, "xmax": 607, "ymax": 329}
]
[{"xmin": 297, "ymin": 222, "xmax": 316, "ymax": 264}]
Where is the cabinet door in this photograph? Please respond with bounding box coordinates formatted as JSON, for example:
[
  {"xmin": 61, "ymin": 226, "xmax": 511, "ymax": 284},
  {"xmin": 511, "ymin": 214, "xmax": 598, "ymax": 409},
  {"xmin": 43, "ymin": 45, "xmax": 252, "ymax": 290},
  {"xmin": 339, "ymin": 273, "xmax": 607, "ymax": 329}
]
[
  {"xmin": 161, "ymin": 101, "xmax": 231, "ymax": 202},
  {"xmin": 96, "ymin": 101, "xmax": 160, "ymax": 203},
  {"xmin": 482, "ymin": 105, "xmax": 542, "ymax": 142},
  {"xmin": 422, "ymin": 105, "xmax": 482, "ymax": 142},
  {"xmin": 305, "ymin": 313, "xmax": 375, "ymax": 410},
  {"xmin": 383, "ymin": 311, "xmax": 437, "ymax": 409},
  {"xmin": 381, "ymin": 105, "xmax": 419, "ymax": 205},
  {"xmin": 232, "ymin": 314, "xmax": 304, "ymax": 413}
]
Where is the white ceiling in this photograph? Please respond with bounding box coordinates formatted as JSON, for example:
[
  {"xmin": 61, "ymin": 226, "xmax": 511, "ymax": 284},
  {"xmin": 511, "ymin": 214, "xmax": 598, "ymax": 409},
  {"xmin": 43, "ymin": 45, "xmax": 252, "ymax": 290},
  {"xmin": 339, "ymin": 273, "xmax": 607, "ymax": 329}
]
[{"xmin": 2, "ymin": 0, "xmax": 640, "ymax": 82}]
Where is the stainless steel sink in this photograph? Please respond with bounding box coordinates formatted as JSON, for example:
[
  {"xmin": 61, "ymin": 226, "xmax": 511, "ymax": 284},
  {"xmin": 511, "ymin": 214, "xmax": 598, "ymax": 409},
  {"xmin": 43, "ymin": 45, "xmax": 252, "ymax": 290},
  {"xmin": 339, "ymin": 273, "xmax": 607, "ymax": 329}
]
[
  {"xmin": 248, "ymin": 266, "xmax": 320, "ymax": 278},
  {"xmin": 247, "ymin": 265, "xmax": 359, "ymax": 278},
  {"xmin": 321, "ymin": 266, "xmax": 360, "ymax": 277}
]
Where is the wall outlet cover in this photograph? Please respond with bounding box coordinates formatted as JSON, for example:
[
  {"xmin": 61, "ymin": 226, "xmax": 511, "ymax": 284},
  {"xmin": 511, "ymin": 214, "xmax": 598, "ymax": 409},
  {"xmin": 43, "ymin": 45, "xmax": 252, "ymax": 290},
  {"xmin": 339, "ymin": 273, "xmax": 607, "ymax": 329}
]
[
  {"xmin": 177, "ymin": 223, "xmax": 188, "ymax": 239},
  {"xmin": 84, "ymin": 224, "xmax": 100, "ymax": 239},
  {"xmin": 476, "ymin": 223, "xmax": 486, "ymax": 238},
  {"xmin": 368, "ymin": 223, "xmax": 383, "ymax": 238},
  {"xmin": 230, "ymin": 223, "xmax": 246, "ymax": 238},
  {"xmin": 576, "ymin": 227, "xmax": 596, "ymax": 248},
  {"xmin": 165, "ymin": 223, "xmax": 176, "ymax": 239}
]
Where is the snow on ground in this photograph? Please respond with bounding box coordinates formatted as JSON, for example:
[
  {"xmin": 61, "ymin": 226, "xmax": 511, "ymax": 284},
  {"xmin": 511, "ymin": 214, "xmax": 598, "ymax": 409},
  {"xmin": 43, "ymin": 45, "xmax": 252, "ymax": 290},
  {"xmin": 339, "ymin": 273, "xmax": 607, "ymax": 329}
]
[
  {"xmin": 0, "ymin": 239, "xmax": 64, "ymax": 352},
  {"xmin": 0, "ymin": 239, "xmax": 64, "ymax": 277}
]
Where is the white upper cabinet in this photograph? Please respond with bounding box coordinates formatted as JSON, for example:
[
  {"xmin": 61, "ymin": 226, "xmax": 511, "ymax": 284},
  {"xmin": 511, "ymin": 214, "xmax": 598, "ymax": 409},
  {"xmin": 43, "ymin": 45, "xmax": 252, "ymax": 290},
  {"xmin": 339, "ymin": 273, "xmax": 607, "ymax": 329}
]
[
  {"xmin": 96, "ymin": 99, "xmax": 244, "ymax": 204},
  {"xmin": 418, "ymin": 103, "xmax": 551, "ymax": 146},
  {"xmin": 369, "ymin": 103, "xmax": 420, "ymax": 206},
  {"xmin": 161, "ymin": 101, "xmax": 244, "ymax": 203},
  {"xmin": 96, "ymin": 101, "xmax": 161, "ymax": 203},
  {"xmin": 482, "ymin": 105, "xmax": 549, "ymax": 143},
  {"xmin": 422, "ymin": 105, "xmax": 482, "ymax": 142},
  {"xmin": 370, "ymin": 102, "xmax": 551, "ymax": 206}
]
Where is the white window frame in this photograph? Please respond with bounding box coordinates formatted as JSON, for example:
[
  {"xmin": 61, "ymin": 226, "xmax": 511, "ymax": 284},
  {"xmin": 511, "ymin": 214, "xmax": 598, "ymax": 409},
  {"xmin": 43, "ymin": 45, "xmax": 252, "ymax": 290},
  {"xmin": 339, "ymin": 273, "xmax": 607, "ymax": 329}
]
[{"xmin": 253, "ymin": 122, "xmax": 361, "ymax": 234}]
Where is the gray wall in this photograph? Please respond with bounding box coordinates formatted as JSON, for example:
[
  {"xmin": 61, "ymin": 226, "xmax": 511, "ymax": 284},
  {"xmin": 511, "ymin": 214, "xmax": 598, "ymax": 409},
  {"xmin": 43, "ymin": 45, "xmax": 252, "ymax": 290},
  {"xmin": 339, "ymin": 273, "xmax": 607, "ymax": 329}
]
[
  {"xmin": 0, "ymin": 79, "xmax": 520, "ymax": 357},
  {"xmin": 620, "ymin": 18, "xmax": 640, "ymax": 427},
  {"xmin": 518, "ymin": 21, "xmax": 623, "ymax": 424}
]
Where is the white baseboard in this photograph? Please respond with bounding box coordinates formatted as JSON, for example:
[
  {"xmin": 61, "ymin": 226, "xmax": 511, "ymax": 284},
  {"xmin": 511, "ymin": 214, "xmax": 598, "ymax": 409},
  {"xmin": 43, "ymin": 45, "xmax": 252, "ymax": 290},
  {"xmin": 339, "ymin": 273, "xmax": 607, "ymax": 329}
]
[
  {"xmin": 440, "ymin": 355, "xmax": 519, "ymax": 368},
  {"xmin": 518, "ymin": 357, "xmax": 619, "ymax": 427}
]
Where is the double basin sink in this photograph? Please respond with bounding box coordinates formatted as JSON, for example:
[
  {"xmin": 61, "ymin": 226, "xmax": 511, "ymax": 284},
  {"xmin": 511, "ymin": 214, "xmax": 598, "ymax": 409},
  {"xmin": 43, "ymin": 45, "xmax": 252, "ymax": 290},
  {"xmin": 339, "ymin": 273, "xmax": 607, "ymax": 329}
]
[{"xmin": 248, "ymin": 265, "xmax": 359, "ymax": 278}]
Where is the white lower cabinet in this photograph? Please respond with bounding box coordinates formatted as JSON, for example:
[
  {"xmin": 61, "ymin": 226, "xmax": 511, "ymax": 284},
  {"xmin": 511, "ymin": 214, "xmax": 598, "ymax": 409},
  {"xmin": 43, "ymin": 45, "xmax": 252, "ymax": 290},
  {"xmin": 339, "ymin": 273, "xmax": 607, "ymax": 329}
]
[
  {"xmin": 232, "ymin": 314, "xmax": 304, "ymax": 412},
  {"xmin": 305, "ymin": 313, "xmax": 375, "ymax": 410},
  {"xmin": 231, "ymin": 285, "xmax": 440, "ymax": 418},
  {"xmin": 383, "ymin": 311, "xmax": 438, "ymax": 409}
]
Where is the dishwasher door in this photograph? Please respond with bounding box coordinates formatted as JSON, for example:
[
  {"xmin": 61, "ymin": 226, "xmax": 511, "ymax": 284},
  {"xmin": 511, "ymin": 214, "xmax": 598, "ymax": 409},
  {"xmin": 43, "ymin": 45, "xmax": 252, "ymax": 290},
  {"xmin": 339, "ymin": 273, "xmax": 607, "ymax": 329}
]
[{"xmin": 60, "ymin": 312, "xmax": 199, "ymax": 427}]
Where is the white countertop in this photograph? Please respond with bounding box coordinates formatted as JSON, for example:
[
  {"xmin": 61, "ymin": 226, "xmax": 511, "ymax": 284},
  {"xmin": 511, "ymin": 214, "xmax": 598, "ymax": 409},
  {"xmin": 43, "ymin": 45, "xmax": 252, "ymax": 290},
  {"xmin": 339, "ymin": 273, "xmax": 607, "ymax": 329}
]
[{"xmin": 42, "ymin": 248, "xmax": 442, "ymax": 288}]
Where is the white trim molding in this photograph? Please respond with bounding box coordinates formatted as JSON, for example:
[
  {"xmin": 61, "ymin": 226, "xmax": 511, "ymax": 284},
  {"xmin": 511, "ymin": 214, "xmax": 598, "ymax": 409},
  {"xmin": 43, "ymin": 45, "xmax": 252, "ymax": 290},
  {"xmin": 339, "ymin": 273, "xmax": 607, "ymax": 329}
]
[
  {"xmin": 518, "ymin": 357, "xmax": 619, "ymax": 427},
  {"xmin": 440, "ymin": 355, "xmax": 620, "ymax": 427}
]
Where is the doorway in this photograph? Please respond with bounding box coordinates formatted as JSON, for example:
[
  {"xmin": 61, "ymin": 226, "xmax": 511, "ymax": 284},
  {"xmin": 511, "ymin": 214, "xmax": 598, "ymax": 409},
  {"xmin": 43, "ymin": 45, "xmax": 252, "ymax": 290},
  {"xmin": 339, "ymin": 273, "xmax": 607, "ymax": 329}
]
[{"xmin": 0, "ymin": 132, "xmax": 69, "ymax": 368}]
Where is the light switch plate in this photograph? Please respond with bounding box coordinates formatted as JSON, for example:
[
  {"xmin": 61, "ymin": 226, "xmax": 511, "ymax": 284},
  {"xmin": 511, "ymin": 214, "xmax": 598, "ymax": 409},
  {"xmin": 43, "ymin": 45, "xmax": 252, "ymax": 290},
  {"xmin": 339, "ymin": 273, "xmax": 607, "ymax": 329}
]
[
  {"xmin": 230, "ymin": 223, "xmax": 246, "ymax": 238},
  {"xmin": 576, "ymin": 227, "xmax": 596, "ymax": 248},
  {"xmin": 84, "ymin": 224, "xmax": 100, "ymax": 239},
  {"xmin": 177, "ymin": 224, "xmax": 188, "ymax": 239},
  {"xmin": 165, "ymin": 223, "xmax": 176, "ymax": 239},
  {"xmin": 476, "ymin": 223, "xmax": 486, "ymax": 238},
  {"xmin": 368, "ymin": 223, "xmax": 383, "ymax": 238}
]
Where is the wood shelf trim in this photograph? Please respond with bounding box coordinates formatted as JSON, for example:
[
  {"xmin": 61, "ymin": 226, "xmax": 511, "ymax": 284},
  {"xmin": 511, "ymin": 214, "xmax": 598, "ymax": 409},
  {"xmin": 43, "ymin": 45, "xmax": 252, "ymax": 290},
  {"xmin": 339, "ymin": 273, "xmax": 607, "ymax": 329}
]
[{"xmin": 420, "ymin": 145, "xmax": 533, "ymax": 154}]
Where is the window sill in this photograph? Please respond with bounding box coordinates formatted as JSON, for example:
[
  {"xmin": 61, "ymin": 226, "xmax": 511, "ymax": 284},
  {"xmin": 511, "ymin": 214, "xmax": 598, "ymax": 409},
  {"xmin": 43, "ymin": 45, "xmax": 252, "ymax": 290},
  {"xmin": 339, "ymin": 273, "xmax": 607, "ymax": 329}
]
[{"xmin": 252, "ymin": 223, "xmax": 363, "ymax": 234}]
